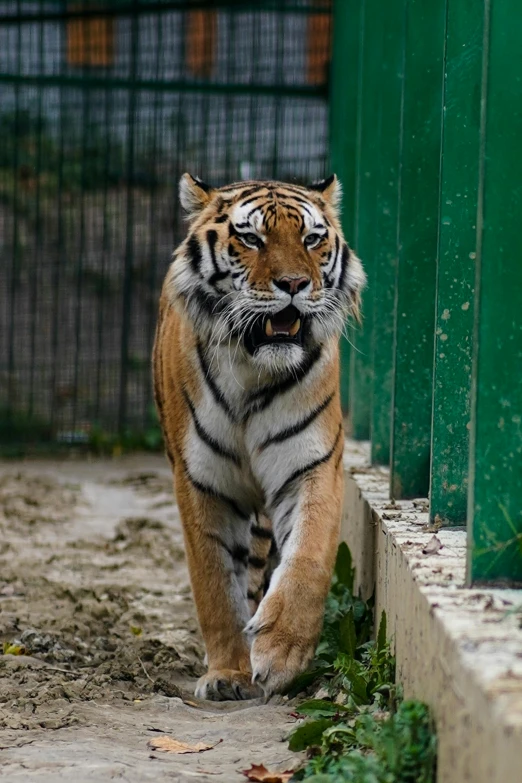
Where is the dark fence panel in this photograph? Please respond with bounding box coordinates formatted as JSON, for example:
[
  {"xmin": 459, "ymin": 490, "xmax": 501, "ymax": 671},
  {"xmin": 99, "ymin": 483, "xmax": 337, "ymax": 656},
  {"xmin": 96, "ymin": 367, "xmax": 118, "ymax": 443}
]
[{"xmin": 0, "ymin": 0, "xmax": 331, "ymax": 450}]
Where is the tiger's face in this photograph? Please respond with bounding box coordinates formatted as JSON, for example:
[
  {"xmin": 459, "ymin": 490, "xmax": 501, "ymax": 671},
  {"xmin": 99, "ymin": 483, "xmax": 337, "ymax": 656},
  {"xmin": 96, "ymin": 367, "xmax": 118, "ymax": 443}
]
[{"xmin": 169, "ymin": 174, "xmax": 366, "ymax": 374}]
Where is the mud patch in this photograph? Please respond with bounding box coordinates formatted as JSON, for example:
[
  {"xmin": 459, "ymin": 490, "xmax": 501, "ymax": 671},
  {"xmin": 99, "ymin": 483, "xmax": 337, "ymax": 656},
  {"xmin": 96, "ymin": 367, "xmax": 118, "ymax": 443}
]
[
  {"xmin": 0, "ymin": 457, "xmax": 301, "ymax": 782},
  {"xmin": 0, "ymin": 472, "xmax": 80, "ymax": 534},
  {"xmin": 0, "ymin": 462, "xmax": 203, "ymax": 727}
]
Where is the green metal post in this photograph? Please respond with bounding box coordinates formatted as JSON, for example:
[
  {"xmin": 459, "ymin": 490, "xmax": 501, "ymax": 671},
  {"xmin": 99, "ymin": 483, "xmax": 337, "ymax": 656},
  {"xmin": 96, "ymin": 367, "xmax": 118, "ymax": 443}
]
[
  {"xmin": 429, "ymin": 0, "xmax": 483, "ymax": 525},
  {"xmin": 467, "ymin": 0, "xmax": 522, "ymax": 584},
  {"xmin": 370, "ymin": 0, "xmax": 405, "ymax": 465},
  {"xmin": 390, "ymin": 0, "xmax": 446, "ymax": 499},
  {"xmin": 349, "ymin": 0, "xmax": 382, "ymax": 440},
  {"xmin": 330, "ymin": 0, "xmax": 363, "ymax": 415}
]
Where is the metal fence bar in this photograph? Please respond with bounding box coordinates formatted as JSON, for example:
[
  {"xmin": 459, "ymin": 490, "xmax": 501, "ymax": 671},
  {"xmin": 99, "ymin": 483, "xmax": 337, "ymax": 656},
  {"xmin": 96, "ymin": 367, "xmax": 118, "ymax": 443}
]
[
  {"xmin": 349, "ymin": 0, "xmax": 381, "ymax": 440},
  {"xmin": 389, "ymin": 0, "xmax": 445, "ymax": 499},
  {"xmin": 370, "ymin": 0, "xmax": 405, "ymax": 465},
  {"xmin": 467, "ymin": 0, "xmax": 522, "ymax": 584},
  {"xmin": 0, "ymin": 73, "xmax": 327, "ymax": 99},
  {"xmin": 119, "ymin": 3, "xmax": 139, "ymax": 433},
  {"xmin": 0, "ymin": 1, "xmax": 332, "ymax": 25},
  {"xmin": 330, "ymin": 0, "xmax": 361, "ymax": 414},
  {"xmin": 429, "ymin": 0, "xmax": 483, "ymax": 525}
]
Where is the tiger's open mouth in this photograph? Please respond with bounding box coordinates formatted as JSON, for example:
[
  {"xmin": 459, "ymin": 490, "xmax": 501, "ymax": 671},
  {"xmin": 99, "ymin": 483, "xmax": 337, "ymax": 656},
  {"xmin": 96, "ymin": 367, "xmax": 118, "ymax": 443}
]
[{"xmin": 244, "ymin": 305, "xmax": 305, "ymax": 354}]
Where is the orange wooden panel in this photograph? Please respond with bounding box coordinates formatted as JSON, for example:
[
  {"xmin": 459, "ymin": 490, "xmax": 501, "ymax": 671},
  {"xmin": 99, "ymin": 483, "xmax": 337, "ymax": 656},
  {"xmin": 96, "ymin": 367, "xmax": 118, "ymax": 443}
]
[
  {"xmin": 307, "ymin": 0, "xmax": 332, "ymax": 85},
  {"xmin": 186, "ymin": 10, "xmax": 217, "ymax": 78},
  {"xmin": 67, "ymin": 5, "xmax": 114, "ymax": 67}
]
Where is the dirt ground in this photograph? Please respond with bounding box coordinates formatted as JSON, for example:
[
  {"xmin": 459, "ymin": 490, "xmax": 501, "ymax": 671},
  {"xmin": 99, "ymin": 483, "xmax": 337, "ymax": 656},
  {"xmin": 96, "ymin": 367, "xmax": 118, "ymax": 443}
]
[{"xmin": 0, "ymin": 455, "xmax": 303, "ymax": 782}]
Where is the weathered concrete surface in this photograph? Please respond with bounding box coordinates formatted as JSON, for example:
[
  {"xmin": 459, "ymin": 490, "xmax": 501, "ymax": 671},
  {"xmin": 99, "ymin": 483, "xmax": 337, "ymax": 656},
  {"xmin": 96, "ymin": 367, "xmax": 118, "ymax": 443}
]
[{"xmin": 342, "ymin": 439, "xmax": 522, "ymax": 783}]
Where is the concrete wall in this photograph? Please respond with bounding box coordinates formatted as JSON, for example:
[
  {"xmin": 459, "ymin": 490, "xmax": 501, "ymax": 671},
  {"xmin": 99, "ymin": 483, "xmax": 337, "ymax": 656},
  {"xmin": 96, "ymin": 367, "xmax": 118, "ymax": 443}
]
[{"xmin": 342, "ymin": 439, "xmax": 522, "ymax": 783}]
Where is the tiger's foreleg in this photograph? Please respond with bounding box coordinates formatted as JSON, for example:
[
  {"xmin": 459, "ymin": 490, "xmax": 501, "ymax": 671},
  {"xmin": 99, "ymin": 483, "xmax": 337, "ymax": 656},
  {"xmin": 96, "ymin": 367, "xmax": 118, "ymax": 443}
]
[
  {"xmin": 174, "ymin": 466, "xmax": 262, "ymax": 701},
  {"xmin": 247, "ymin": 513, "xmax": 274, "ymax": 615},
  {"xmin": 246, "ymin": 434, "xmax": 344, "ymax": 696}
]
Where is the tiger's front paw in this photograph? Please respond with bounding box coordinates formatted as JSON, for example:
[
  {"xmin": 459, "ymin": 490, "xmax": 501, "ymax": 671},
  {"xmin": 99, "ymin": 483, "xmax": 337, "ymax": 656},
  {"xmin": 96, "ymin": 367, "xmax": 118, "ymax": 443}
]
[
  {"xmin": 195, "ymin": 669, "xmax": 263, "ymax": 701},
  {"xmin": 246, "ymin": 591, "xmax": 322, "ymax": 697}
]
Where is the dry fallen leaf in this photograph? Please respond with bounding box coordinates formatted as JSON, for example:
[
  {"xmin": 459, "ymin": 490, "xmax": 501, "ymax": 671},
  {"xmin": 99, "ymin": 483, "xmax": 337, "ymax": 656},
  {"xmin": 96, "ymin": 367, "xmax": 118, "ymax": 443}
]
[
  {"xmin": 2, "ymin": 642, "xmax": 27, "ymax": 656},
  {"xmin": 242, "ymin": 763, "xmax": 295, "ymax": 782},
  {"xmin": 147, "ymin": 735, "xmax": 221, "ymax": 754},
  {"xmin": 422, "ymin": 534, "xmax": 443, "ymax": 555}
]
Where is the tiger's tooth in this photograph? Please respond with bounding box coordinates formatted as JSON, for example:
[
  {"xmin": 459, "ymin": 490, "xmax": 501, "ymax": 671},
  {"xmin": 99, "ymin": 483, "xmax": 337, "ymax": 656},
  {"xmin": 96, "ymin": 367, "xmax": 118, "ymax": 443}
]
[
  {"xmin": 265, "ymin": 319, "xmax": 274, "ymax": 337},
  {"xmin": 289, "ymin": 318, "xmax": 301, "ymax": 337}
]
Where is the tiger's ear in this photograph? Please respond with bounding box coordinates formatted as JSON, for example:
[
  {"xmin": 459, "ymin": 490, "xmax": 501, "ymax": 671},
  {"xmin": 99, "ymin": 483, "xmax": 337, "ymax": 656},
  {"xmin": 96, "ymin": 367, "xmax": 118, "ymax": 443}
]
[
  {"xmin": 179, "ymin": 173, "xmax": 215, "ymax": 218},
  {"xmin": 309, "ymin": 174, "xmax": 342, "ymax": 210}
]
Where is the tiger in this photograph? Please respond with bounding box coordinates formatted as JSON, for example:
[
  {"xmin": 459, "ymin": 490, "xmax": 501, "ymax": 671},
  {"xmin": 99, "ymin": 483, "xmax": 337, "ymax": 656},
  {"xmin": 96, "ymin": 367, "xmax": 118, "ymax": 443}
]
[{"xmin": 153, "ymin": 173, "xmax": 365, "ymax": 701}]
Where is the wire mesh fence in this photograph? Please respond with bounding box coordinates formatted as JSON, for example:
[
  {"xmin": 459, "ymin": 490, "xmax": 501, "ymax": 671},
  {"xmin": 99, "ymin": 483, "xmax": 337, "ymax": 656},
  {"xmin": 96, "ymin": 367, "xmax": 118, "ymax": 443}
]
[{"xmin": 0, "ymin": 0, "xmax": 331, "ymax": 452}]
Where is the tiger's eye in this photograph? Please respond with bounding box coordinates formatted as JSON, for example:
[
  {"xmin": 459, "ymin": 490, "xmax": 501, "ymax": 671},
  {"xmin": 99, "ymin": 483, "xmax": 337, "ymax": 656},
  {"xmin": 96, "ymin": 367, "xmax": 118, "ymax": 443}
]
[
  {"xmin": 241, "ymin": 233, "xmax": 261, "ymax": 248},
  {"xmin": 304, "ymin": 233, "xmax": 321, "ymax": 247}
]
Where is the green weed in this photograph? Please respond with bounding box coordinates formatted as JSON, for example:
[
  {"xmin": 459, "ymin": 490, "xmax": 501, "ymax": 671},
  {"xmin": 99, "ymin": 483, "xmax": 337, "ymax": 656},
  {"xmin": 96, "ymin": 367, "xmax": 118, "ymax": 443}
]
[{"xmin": 288, "ymin": 543, "xmax": 437, "ymax": 783}]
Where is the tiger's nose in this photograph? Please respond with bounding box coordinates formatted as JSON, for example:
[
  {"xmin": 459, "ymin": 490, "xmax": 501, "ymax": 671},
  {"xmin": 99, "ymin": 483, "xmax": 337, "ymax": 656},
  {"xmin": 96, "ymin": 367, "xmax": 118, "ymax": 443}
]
[{"xmin": 273, "ymin": 276, "xmax": 311, "ymax": 295}]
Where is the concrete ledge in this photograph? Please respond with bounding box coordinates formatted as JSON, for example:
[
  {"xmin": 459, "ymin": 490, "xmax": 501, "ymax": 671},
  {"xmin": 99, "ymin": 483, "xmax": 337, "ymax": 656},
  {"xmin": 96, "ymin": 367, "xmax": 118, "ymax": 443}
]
[{"xmin": 341, "ymin": 439, "xmax": 522, "ymax": 783}]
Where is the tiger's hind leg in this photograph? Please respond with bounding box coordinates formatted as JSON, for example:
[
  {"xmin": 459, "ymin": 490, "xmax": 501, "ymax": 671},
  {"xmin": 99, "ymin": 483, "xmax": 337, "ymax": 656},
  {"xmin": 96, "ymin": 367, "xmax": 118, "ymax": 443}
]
[{"xmin": 247, "ymin": 513, "xmax": 276, "ymax": 616}]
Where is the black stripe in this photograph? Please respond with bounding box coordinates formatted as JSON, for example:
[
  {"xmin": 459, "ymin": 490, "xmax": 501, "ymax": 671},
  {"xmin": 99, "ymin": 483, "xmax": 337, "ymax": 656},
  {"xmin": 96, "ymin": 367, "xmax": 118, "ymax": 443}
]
[
  {"xmin": 279, "ymin": 192, "xmax": 314, "ymax": 209},
  {"xmin": 206, "ymin": 229, "xmax": 220, "ymax": 274},
  {"xmin": 183, "ymin": 390, "xmax": 241, "ymax": 465},
  {"xmin": 259, "ymin": 392, "xmax": 335, "ymax": 450},
  {"xmin": 325, "ymin": 236, "xmax": 339, "ymax": 287},
  {"xmin": 193, "ymin": 176, "xmax": 211, "ymax": 192},
  {"xmin": 275, "ymin": 504, "xmax": 295, "ymax": 551},
  {"xmin": 279, "ymin": 528, "xmax": 292, "ymax": 550},
  {"xmin": 277, "ymin": 504, "xmax": 295, "ymax": 530},
  {"xmin": 276, "ymin": 184, "xmax": 310, "ymax": 197},
  {"xmin": 189, "ymin": 286, "xmax": 222, "ymax": 318},
  {"xmin": 187, "ymin": 235, "xmax": 202, "ymax": 275},
  {"xmin": 248, "ymin": 556, "xmax": 266, "ymax": 569},
  {"xmin": 271, "ymin": 424, "xmax": 343, "ymax": 507},
  {"xmin": 247, "ymin": 590, "xmax": 258, "ymax": 601},
  {"xmin": 223, "ymin": 185, "xmax": 262, "ymax": 198},
  {"xmin": 245, "ymin": 201, "xmax": 270, "ymax": 221},
  {"xmin": 251, "ymin": 524, "xmax": 273, "ymax": 539},
  {"xmin": 338, "ymin": 244, "xmax": 350, "ymax": 292},
  {"xmin": 188, "ymin": 473, "xmax": 249, "ymax": 520},
  {"xmin": 335, "ymin": 445, "xmax": 344, "ymax": 472},
  {"xmin": 238, "ymin": 193, "xmax": 266, "ymax": 208},
  {"xmin": 232, "ymin": 543, "xmax": 249, "ymax": 563},
  {"xmin": 217, "ymin": 185, "xmax": 261, "ymax": 200},
  {"xmin": 214, "ymin": 213, "xmax": 228, "ymax": 223},
  {"xmin": 196, "ymin": 341, "xmax": 237, "ymax": 422},
  {"xmin": 263, "ymin": 570, "xmax": 272, "ymax": 595},
  {"xmin": 208, "ymin": 533, "xmax": 249, "ymax": 564},
  {"xmin": 208, "ymin": 270, "xmax": 229, "ymax": 286},
  {"xmin": 247, "ymin": 345, "xmax": 322, "ymax": 414},
  {"xmin": 309, "ymin": 174, "xmax": 335, "ymax": 193},
  {"xmin": 278, "ymin": 202, "xmax": 305, "ymax": 230}
]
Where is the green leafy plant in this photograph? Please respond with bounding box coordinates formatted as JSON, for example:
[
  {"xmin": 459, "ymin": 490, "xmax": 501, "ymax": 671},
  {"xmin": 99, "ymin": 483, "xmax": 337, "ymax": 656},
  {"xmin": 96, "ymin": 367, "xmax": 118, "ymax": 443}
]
[{"xmin": 288, "ymin": 543, "xmax": 437, "ymax": 783}]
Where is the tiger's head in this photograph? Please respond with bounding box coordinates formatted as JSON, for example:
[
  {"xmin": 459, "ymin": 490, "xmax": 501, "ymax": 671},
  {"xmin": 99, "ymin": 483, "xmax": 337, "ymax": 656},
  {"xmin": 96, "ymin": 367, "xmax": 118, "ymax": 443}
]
[{"xmin": 168, "ymin": 174, "xmax": 366, "ymax": 374}]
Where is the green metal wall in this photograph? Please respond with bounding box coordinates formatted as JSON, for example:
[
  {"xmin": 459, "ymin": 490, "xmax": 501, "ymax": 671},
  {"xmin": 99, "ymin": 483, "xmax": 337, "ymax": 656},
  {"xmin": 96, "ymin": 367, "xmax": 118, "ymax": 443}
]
[{"xmin": 331, "ymin": 0, "xmax": 522, "ymax": 586}]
